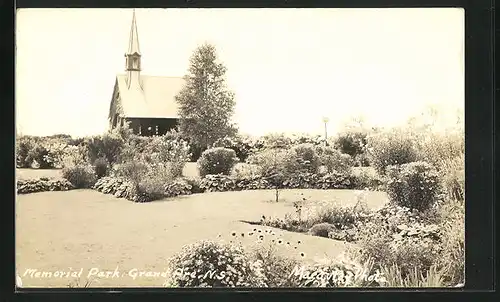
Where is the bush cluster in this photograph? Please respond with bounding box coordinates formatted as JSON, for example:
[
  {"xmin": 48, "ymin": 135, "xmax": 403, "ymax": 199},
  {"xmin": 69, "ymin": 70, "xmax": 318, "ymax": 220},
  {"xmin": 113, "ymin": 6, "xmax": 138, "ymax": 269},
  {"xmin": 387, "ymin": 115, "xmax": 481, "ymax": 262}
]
[{"xmin": 17, "ymin": 178, "xmax": 74, "ymax": 194}]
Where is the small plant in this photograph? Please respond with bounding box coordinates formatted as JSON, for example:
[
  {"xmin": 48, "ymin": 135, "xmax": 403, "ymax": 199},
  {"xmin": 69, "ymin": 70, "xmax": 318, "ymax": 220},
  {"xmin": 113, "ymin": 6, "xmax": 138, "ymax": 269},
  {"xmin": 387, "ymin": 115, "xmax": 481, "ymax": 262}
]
[{"xmin": 197, "ymin": 147, "xmax": 239, "ymax": 177}]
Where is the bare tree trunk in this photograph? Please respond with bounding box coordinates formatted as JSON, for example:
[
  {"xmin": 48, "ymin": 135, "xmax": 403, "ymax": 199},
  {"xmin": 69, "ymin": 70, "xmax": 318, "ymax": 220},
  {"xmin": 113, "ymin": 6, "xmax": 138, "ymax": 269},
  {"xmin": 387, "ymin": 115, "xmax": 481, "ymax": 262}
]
[{"xmin": 275, "ymin": 187, "xmax": 279, "ymax": 202}]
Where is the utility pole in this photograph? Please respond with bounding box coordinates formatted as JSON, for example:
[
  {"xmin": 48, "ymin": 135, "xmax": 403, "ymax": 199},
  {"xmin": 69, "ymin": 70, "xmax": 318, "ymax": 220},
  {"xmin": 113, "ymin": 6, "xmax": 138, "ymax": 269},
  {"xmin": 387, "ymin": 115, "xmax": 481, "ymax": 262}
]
[{"xmin": 322, "ymin": 117, "xmax": 329, "ymax": 146}]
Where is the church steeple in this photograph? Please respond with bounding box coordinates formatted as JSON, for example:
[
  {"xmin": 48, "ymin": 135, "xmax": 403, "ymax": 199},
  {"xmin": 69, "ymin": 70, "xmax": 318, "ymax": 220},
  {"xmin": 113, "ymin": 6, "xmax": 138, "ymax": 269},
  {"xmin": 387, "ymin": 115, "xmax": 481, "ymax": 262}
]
[{"xmin": 125, "ymin": 9, "xmax": 142, "ymax": 89}]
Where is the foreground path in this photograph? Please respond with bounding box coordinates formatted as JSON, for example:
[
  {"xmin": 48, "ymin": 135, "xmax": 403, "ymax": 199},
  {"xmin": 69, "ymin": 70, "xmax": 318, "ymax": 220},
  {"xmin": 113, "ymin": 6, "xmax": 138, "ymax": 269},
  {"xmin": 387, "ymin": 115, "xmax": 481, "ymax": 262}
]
[{"xmin": 16, "ymin": 189, "xmax": 387, "ymax": 287}]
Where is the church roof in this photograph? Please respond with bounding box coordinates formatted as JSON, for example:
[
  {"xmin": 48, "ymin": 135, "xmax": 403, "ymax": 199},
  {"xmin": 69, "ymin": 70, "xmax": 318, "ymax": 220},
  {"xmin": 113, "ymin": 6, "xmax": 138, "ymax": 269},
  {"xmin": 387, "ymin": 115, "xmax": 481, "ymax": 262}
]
[{"xmin": 115, "ymin": 74, "xmax": 185, "ymax": 119}]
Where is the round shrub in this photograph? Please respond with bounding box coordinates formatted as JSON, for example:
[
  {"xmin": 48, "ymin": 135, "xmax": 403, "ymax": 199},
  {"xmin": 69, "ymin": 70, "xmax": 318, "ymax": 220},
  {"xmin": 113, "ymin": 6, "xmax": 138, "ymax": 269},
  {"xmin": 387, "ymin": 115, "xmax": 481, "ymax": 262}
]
[
  {"xmin": 197, "ymin": 147, "xmax": 239, "ymax": 177},
  {"xmin": 308, "ymin": 223, "xmax": 336, "ymax": 238},
  {"xmin": 386, "ymin": 161, "xmax": 442, "ymax": 211},
  {"xmin": 93, "ymin": 157, "xmax": 110, "ymax": 179},
  {"xmin": 168, "ymin": 240, "xmax": 266, "ymax": 287},
  {"xmin": 366, "ymin": 129, "xmax": 419, "ymax": 174},
  {"xmin": 62, "ymin": 164, "xmax": 97, "ymax": 188}
]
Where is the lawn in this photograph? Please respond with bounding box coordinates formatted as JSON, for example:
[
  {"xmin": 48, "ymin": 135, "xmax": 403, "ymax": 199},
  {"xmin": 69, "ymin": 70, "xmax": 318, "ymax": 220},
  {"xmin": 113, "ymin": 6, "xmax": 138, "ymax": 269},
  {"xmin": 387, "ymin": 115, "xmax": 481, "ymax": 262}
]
[
  {"xmin": 16, "ymin": 188, "xmax": 387, "ymax": 287},
  {"xmin": 16, "ymin": 163, "xmax": 200, "ymax": 182}
]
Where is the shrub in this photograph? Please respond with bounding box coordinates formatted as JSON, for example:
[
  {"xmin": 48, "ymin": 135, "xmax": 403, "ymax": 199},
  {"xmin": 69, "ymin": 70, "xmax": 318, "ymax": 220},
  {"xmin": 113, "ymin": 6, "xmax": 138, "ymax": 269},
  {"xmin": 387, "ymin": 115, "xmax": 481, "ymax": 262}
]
[
  {"xmin": 185, "ymin": 178, "xmax": 203, "ymax": 194},
  {"xmin": 17, "ymin": 178, "xmax": 74, "ymax": 194},
  {"xmin": 113, "ymin": 161, "xmax": 149, "ymax": 187},
  {"xmin": 288, "ymin": 143, "xmax": 320, "ymax": 174},
  {"xmin": 439, "ymin": 154, "xmax": 465, "ymax": 201},
  {"xmin": 61, "ymin": 145, "xmax": 89, "ymax": 167},
  {"xmin": 213, "ymin": 135, "xmax": 256, "ymax": 162},
  {"xmin": 199, "ymin": 174, "xmax": 236, "ymax": 192},
  {"xmin": 143, "ymin": 135, "xmax": 191, "ymax": 177},
  {"xmin": 85, "ymin": 130, "xmax": 125, "ymax": 165},
  {"xmin": 197, "ymin": 147, "xmax": 239, "ymax": 177},
  {"xmin": 349, "ymin": 167, "xmax": 384, "ymax": 190},
  {"xmin": 93, "ymin": 176, "xmax": 137, "ymax": 200},
  {"xmin": 62, "ymin": 164, "xmax": 97, "ymax": 188},
  {"xmin": 136, "ymin": 164, "xmax": 175, "ymax": 202},
  {"xmin": 315, "ymin": 146, "xmax": 354, "ymax": 175},
  {"xmin": 16, "ymin": 136, "xmax": 36, "ymax": 168},
  {"xmin": 415, "ymin": 130, "xmax": 464, "ymax": 168},
  {"xmin": 261, "ymin": 133, "xmax": 292, "ymax": 149},
  {"xmin": 231, "ymin": 163, "xmax": 263, "ymax": 180},
  {"xmin": 315, "ymin": 172, "xmax": 352, "ymax": 189},
  {"xmin": 93, "ymin": 157, "xmax": 109, "ymax": 179},
  {"xmin": 27, "ymin": 144, "xmax": 53, "ymax": 169},
  {"xmin": 164, "ymin": 178, "xmax": 193, "ymax": 198},
  {"xmin": 386, "ymin": 161, "xmax": 442, "ymax": 211},
  {"xmin": 308, "ymin": 223, "xmax": 336, "ymax": 238},
  {"xmin": 246, "ymin": 149, "xmax": 291, "ymax": 177},
  {"xmin": 290, "ymin": 133, "xmax": 325, "ymax": 146},
  {"xmin": 283, "ymin": 172, "xmax": 319, "ymax": 189},
  {"xmin": 249, "ymin": 244, "xmax": 301, "ymax": 287},
  {"xmin": 366, "ymin": 129, "xmax": 419, "ymax": 174},
  {"xmin": 432, "ymin": 199, "xmax": 465, "ymax": 285},
  {"xmin": 168, "ymin": 240, "xmax": 267, "ymax": 287},
  {"xmin": 333, "ymin": 130, "xmax": 368, "ymax": 158}
]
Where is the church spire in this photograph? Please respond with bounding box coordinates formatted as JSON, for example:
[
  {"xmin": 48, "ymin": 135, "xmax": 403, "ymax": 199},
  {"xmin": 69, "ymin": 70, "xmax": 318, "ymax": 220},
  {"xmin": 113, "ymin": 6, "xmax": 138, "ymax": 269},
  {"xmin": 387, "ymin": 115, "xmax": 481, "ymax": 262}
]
[
  {"xmin": 125, "ymin": 9, "xmax": 142, "ymax": 89},
  {"xmin": 127, "ymin": 9, "xmax": 141, "ymax": 55}
]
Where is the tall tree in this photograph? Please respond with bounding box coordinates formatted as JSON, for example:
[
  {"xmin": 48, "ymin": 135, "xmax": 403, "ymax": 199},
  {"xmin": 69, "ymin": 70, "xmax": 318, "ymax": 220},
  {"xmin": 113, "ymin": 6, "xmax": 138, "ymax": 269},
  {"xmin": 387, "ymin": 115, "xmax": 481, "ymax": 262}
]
[{"xmin": 175, "ymin": 43, "xmax": 237, "ymax": 150}]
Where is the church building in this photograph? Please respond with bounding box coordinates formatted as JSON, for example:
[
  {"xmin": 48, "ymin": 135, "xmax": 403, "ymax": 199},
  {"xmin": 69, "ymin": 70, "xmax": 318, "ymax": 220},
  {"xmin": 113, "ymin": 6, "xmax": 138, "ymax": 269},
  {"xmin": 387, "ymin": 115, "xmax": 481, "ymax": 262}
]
[{"xmin": 108, "ymin": 10, "xmax": 185, "ymax": 136}]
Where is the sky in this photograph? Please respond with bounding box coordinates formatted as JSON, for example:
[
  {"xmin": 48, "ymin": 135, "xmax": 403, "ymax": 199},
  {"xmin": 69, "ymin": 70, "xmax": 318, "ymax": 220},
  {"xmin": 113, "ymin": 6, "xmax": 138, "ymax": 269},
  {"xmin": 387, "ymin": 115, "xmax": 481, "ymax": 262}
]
[{"xmin": 15, "ymin": 8, "xmax": 464, "ymax": 137}]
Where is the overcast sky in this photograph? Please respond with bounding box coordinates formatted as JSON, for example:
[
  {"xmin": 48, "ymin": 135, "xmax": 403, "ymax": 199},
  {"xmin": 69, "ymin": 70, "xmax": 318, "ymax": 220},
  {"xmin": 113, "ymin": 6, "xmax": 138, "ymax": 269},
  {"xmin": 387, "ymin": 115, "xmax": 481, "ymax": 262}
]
[{"xmin": 16, "ymin": 8, "xmax": 464, "ymax": 137}]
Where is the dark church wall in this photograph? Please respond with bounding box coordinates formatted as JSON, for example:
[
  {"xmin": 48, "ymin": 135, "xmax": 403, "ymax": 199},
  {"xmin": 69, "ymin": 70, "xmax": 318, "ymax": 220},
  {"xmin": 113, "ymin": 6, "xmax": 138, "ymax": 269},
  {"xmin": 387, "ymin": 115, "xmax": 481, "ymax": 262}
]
[{"xmin": 125, "ymin": 117, "xmax": 179, "ymax": 136}]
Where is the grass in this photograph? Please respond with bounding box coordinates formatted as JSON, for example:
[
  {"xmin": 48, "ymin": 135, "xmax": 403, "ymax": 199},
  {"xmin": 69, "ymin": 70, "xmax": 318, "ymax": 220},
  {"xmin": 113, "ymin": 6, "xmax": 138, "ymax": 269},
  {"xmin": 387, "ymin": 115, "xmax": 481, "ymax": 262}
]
[
  {"xmin": 16, "ymin": 188, "xmax": 387, "ymax": 287},
  {"xmin": 16, "ymin": 168, "xmax": 63, "ymax": 180},
  {"xmin": 16, "ymin": 162, "xmax": 200, "ymax": 181}
]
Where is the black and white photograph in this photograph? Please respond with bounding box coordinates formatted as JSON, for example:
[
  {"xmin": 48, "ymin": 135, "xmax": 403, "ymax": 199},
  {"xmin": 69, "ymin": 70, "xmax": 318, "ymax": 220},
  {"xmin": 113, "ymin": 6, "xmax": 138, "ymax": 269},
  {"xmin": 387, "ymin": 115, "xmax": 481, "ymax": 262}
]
[{"xmin": 15, "ymin": 8, "xmax": 465, "ymax": 288}]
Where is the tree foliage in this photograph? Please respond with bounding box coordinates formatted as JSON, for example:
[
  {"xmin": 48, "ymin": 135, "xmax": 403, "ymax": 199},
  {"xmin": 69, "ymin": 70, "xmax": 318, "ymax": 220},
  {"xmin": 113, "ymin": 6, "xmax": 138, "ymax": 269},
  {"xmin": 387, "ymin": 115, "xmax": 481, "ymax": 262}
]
[{"xmin": 175, "ymin": 43, "xmax": 237, "ymax": 150}]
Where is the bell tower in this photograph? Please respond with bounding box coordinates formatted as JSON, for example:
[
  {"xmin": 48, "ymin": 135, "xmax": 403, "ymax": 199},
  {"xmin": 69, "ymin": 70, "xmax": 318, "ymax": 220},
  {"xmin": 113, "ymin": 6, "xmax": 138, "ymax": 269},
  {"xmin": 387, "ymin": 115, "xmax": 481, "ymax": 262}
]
[{"xmin": 125, "ymin": 9, "xmax": 142, "ymax": 89}]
